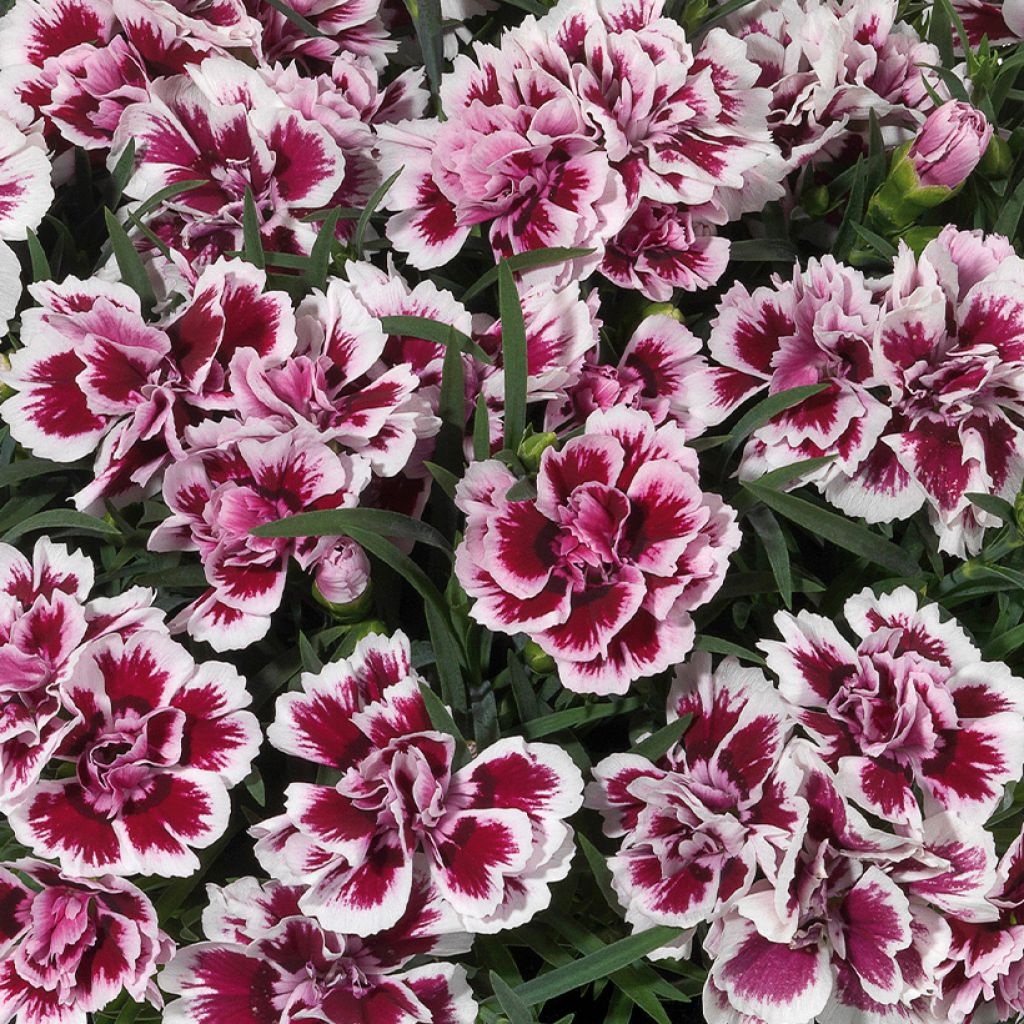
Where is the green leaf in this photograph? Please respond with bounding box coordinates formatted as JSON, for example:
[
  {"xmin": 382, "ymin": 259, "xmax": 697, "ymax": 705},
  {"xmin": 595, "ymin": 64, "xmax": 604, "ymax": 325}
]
[
  {"xmin": 749, "ymin": 506, "xmax": 792, "ymax": 608},
  {"xmin": 251, "ymin": 508, "xmax": 452, "ymax": 554},
  {"xmin": 108, "ymin": 139, "xmax": 136, "ymax": 206},
  {"xmin": 425, "ymin": 461, "xmax": 458, "ymax": 501},
  {"xmin": 491, "ymin": 973, "xmax": 534, "ymax": 1024},
  {"xmin": 104, "ymin": 209, "xmax": 155, "ymax": 313},
  {"xmin": 427, "ymin": 602, "xmax": 468, "ymax": 714},
  {"xmin": 967, "ymin": 492, "xmax": 1017, "ymax": 524},
  {"xmin": 498, "ymin": 260, "xmax": 528, "ymax": 452},
  {"xmin": 513, "ymin": 927, "xmax": 683, "ymax": 1007},
  {"xmin": 130, "ymin": 179, "xmax": 208, "ymax": 221},
  {"xmin": 461, "ymin": 247, "xmax": 593, "ymax": 304},
  {"xmin": 405, "ymin": 0, "xmax": 443, "ymax": 96},
  {"xmin": 242, "ymin": 188, "xmax": 265, "ymax": 268},
  {"xmin": 852, "ymin": 223, "xmax": 898, "ymax": 260},
  {"xmin": 630, "ymin": 714, "xmax": 693, "ymax": 762},
  {"xmin": 3, "ymin": 509, "xmax": 120, "ymax": 543},
  {"xmin": 522, "ymin": 698, "xmax": 643, "ymax": 740},
  {"xmin": 835, "ymin": 157, "xmax": 868, "ymax": 260},
  {"xmin": 26, "ymin": 229, "xmax": 50, "ymax": 282},
  {"xmin": 473, "ymin": 394, "xmax": 491, "ymax": 463},
  {"xmin": 418, "ymin": 680, "xmax": 467, "ymax": 746},
  {"xmin": 576, "ymin": 834, "xmax": 618, "ymax": 912},
  {"xmin": 742, "ymin": 482, "xmax": 920, "ymax": 577},
  {"xmin": 0, "ymin": 457, "xmax": 82, "ymax": 488},
  {"xmin": 728, "ymin": 239, "xmax": 798, "ymax": 263},
  {"xmin": 306, "ymin": 207, "xmax": 342, "ymax": 289},
  {"xmin": 725, "ymin": 384, "xmax": 828, "ymax": 459},
  {"xmin": 378, "ymin": 315, "xmax": 493, "ymax": 363},
  {"xmin": 351, "ymin": 168, "xmax": 402, "ymax": 259},
  {"xmin": 507, "ymin": 651, "xmax": 540, "ymax": 721},
  {"xmin": 994, "ymin": 174, "xmax": 1024, "ymax": 240},
  {"xmin": 694, "ymin": 635, "xmax": 766, "ymax": 666}
]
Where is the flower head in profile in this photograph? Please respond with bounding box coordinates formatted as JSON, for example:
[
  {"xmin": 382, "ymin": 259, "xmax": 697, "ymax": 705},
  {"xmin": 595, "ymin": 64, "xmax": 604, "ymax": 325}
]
[
  {"xmin": 254, "ymin": 630, "xmax": 584, "ymax": 936},
  {"xmin": 456, "ymin": 408, "xmax": 740, "ymax": 694},
  {"xmin": 0, "ymin": 859, "xmax": 172, "ymax": 1024}
]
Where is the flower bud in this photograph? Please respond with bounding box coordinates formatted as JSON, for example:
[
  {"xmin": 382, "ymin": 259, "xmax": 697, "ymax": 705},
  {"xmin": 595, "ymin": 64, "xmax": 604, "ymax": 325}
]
[
  {"xmin": 639, "ymin": 302, "xmax": 684, "ymax": 322},
  {"xmin": 906, "ymin": 100, "xmax": 992, "ymax": 189},
  {"xmin": 518, "ymin": 431, "xmax": 558, "ymax": 473},
  {"xmin": 313, "ymin": 540, "xmax": 372, "ymax": 620},
  {"xmin": 979, "ymin": 134, "xmax": 1013, "ymax": 179},
  {"xmin": 523, "ymin": 640, "xmax": 555, "ymax": 674}
]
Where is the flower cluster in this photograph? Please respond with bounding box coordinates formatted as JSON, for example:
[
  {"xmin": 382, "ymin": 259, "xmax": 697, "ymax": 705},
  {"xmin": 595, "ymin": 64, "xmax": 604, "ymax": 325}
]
[{"xmin": 589, "ymin": 588, "xmax": 1024, "ymax": 1024}]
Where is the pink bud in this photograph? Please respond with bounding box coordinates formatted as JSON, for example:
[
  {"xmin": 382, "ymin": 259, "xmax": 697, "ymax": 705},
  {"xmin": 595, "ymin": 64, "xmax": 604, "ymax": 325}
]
[{"xmin": 906, "ymin": 100, "xmax": 993, "ymax": 189}]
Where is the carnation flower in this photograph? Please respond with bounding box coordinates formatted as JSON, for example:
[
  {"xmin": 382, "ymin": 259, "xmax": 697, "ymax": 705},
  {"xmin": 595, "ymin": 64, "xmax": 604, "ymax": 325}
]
[
  {"xmin": 456, "ymin": 408, "xmax": 740, "ymax": 694},
  {"xmin": 871, "ymin": 227, "xmax": 1024, "ymax": 555},
  {"xmin": 953, "ymin": 0, "xmax": 1024, "ymax": 46},
  {"xmin": 8, "ymin": 628, "xmax": 261, "ymax": 876},
  {"xmin": 549, "ymin": 314, "xmax": 731, "ymax": 438},
  {"xmin": 587, "ymin": 653, "xmax": 802, "ymax": 951},
  {"xmin": 705, "ymin": 742, "xmax": 941, "ymax": 1024},
  {"xmin": 150, "ymin": 421, "xmax": 371, "ymax": 651},
  {"xmin": 0, "ymin": 113, "xmax": 52, "ymax": 333},
  {"xmin": 254, "ymin": 630, "xmax": 584, "ymax": 935},
  {"xmin": 762, "ymin": 585, "xmax": 1024, "ymax": 826},
  {"xmin": 731, "ymin": 0, "xmax": 949, "ymax": 170},
  {"xmin": 1, "ymin": 259, "xmax": 297, "ymax": 510},
  {"xmin": 707, "ymin": 255, "xmax": 890, "ymax": 507},
  {"xmin": 161, "ymin": 874, "xmax": 477, "ymax": 1024},
  {"xmin": 0, "ymin": 859, "xmax": 172, "ymax": 1024},
  {"xmin": 0, "ymin": 536, "xmax": 164, "ymax": 808},
  {"xmin": 112, "ymin": 57, "xmax": 347, "ymax": 266},
  {"xmin": 600, "ymin": 202, "xmax": 730, "ymax": 301}
]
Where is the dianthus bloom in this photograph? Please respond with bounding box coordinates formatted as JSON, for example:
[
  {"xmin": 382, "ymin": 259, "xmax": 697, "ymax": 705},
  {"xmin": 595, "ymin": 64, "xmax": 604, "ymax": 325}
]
[
  {"xmin": 0, "ymin": 859, "xmax": 172, "ymax": 1024},
  {"xmin": 871, "ymin": 227, "xmax": 1024, "ymax": 554},
  {"xmin": 1, "ymin": 260, "xmax": 296, "ymax": 511},
  {"xmin": 456, "ymin": 408, "xmax": 740, "ymax": 694},
  {"xmin": 9, "ymin": 629, "xmax": 261, "ymax": 877},
  {"xmin": 111, "ymin": 57, "xmax": 348, "ymax": 265},
  {"xmin": 588, "ymin": 654, "xmax": 801, "ymax": 953},
  {"xmin": 254, "ymin": 631, "xmax": 584, "ymax": 935},
  {"xmin": 905, "ymin": 100, "xmax": 992, "ymax": 190},
  {"xmin": 731, "ymin": 0, "xmax": 949, "ymax": 169},
  {"xmin": 0, "ymin": 114, "xmax": 52, "ymax": 332},
  {"xmin": 763, "ymin": 586, "xmax": 1024, "ymax": 827},
  {"xmin": 160, "ymin": 874, "xmax": 476, "ymax": 1024},
  {"xmin": 150, "ymin": 421, "xmax": 370, "ymax": 650},
  {"xmin": 378, "ymin": 0, "xmax": 781, "ymax": 279},
  {"xmin": 703, "ymin": 743, "xmax": 948, "ymax": 1024},
  {"xmin": 0, "ymin": 536, "xmax": 164, "ymax": 807},
  {"xmin": 548, "ymin": 314, "xmax": 730, "ymax": 438}
]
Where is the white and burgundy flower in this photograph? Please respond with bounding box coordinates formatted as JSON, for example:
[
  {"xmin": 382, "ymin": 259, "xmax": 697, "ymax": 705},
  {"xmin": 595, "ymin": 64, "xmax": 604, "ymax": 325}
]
[
  {"xmin": 377, "ymin": 59, "xmax": 627, "ymax": 275},
  {"xmin": 731, "ymin": 0, "xmax": 949, "ymax": 170},
  {"xmin": 114, "ymin": 0, "xmax": 261, "ymax": 73},
  {"xmin": 525, "ymin": 0, "xmax": 784, "ymax": 219},
  {"xmin": 871, "ymin": 227, "xmax": 1024, "ymax": 554},
  {"xmin": 600, "ymin": 202, "xmax": 729, "ymax": 301},
  {"xmin": 587, "ymin": 654, "xmax": 801, "ymax": 947},
  {"xmin": 161, "ymin": 874, "xmax": 476, "ymax": 1024},
  {"xmin": 455, "ymin": 408, "xmax": 740, "ymax": 694},
  {"xmin": 952, "ymin": 0, "xmax": 1024, "ymax": 46},
  {"xmin": 705, "ymin": 742, "xmax": 938, "ymax": 1024},
  {"xmin": 549, "ymin": 314, "xmax": 731, "ymax": 439},
  {"xmin": 255, "ymin": 630, "xmax": 584, "ymax": 935},
  {"xmin": 112, "ymin": 57, "xmax": 346, "ymax": 266},
  {"xmin": 762, "ymin": 585, "xmax": 1024, "ymax": 826},
  {"xmin": 247, "ymin": 0, "xmax": 395, "ymax": 68},
  {"xmin": 232, "ymin": 270, "xmax": 441, "ymax": 479},
  {"xmin": 0, "ymin": 113, "xmax": 52, "ymax": 333},
  {"xmin": 0, "ymin": 859, "xmax": 172, "ymax": 1024},
  {"xmin": 1, "ymin": 260, "xmax": 297, "ymax": 510},
  {"xmin": 150, "ymin": 421, "xmax": 370, "ymax": 651},
  {"xmin": 0, "ymin": 536, "xmax": 164, "ymax": 809},
  {"xmin": 707, "ymin": 255, "xmax": 894, "ymax": 512},
  {"xmin": 8, "ymin": 628, "xmax": 260, "ymax": 876}
]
